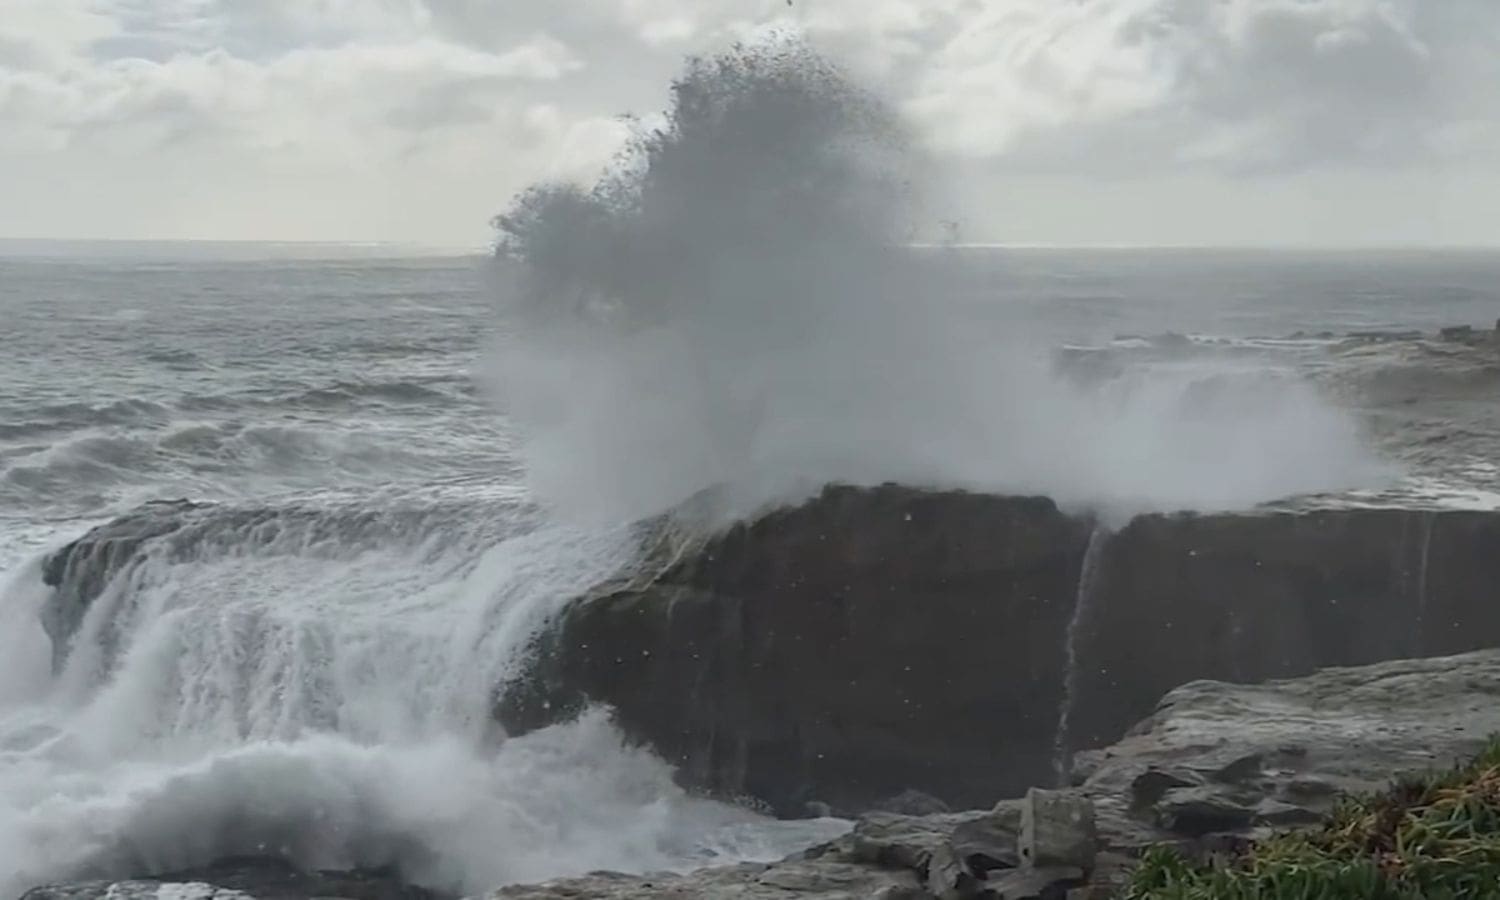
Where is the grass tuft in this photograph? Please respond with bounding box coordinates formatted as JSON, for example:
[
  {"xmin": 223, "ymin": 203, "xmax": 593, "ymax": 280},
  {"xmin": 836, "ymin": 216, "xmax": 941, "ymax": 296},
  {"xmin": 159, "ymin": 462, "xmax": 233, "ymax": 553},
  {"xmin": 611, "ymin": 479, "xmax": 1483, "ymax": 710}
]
[{"xmin": 1126, "ymin": 738, "xmax": 1500, "ymax": 899}]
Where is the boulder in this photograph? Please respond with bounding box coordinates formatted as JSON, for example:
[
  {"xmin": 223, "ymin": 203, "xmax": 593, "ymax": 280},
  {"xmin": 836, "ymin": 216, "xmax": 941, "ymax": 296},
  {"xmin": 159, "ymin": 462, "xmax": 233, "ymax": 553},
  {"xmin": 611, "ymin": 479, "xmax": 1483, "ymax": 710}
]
[
  {"xmin": 498, "ymin": 485, "xmax": 1093, "ymax": 815},
  {"xmin": 844, "ymin": 806, "xmax": 1021, "ymax": 872},
  {"xmin": 497, "ymin": 483, "xmax": 1500, "ymax": 814},
  {"xmin": 486, "ymin": 804, "xmax": 1066, "ymax": 900},
  {"xmin": 1018, "ymin": 790, "xmax": 1096, "ymax": 871},
  {"xmin": 1078, "ymin": 649, "xmax": 1500, "ymax": 853}
]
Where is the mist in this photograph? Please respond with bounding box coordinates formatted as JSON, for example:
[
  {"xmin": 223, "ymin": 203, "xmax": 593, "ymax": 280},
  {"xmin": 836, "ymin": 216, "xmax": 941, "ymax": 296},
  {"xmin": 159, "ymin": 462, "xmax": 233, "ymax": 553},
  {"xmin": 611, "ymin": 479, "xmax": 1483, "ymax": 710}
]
[{"xmin": 487, "ymin": 37, "xmax": 1388, "ymax": 525}]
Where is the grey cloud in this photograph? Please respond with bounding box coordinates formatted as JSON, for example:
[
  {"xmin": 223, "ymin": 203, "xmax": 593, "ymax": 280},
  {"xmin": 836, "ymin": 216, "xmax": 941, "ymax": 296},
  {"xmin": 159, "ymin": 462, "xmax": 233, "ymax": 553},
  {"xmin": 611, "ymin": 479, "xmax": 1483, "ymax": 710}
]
[
  {"xmin": 906, "ymin": 0, "xmax": 1500, "ymax": 175},
  {"xmin": 4, "ymin": 0, "xmax": 1499, "ymax": 243},
  {"xmin": 0, "ymin": 35, "xmax": 47, "ymax": 69},
  {"xmin": 385, "ymin": 79, "xmax": 511, "ymax": 132}
]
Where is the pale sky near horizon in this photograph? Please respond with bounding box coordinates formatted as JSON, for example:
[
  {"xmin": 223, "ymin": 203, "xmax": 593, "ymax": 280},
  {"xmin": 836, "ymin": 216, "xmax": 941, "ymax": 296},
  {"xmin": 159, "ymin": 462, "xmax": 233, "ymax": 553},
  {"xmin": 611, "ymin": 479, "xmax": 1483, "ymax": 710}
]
[{"xmin": 3, "ymin": 0, "xmax": 1499, "ymax": 247}]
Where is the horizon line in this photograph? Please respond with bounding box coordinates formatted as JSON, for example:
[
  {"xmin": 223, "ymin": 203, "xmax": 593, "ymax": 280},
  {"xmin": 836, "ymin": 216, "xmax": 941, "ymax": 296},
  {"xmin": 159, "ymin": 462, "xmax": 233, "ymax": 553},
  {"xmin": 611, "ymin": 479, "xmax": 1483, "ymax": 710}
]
[{"xmin": 5, "ymin": 236, "xmax": 1500, "ymax": 254}]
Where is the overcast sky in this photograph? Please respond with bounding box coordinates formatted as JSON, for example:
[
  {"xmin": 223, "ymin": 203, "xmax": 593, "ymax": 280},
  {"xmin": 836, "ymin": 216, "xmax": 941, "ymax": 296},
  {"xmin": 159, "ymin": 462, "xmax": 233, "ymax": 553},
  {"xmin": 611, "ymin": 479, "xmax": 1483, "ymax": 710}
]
[{"xmin": 4, "ymin": 0, "xmax": 1499, "ymax": 247}]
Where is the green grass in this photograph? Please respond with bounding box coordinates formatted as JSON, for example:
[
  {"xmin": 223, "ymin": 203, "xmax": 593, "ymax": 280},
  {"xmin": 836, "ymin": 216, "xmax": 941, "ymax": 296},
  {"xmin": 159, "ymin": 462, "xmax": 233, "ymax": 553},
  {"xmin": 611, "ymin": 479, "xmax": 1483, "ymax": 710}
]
[{"xmin": 1126, "ymin": 739, "xmax": 1500, "ymax": 899}]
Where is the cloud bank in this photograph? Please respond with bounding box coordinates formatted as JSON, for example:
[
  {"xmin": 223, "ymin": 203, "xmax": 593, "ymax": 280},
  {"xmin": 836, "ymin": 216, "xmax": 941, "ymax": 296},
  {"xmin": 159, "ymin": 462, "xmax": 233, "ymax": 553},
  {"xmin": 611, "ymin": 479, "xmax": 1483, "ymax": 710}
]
[{"xmin": 3, "ymin": 0, "xmax": 1499, "ymax": 243}]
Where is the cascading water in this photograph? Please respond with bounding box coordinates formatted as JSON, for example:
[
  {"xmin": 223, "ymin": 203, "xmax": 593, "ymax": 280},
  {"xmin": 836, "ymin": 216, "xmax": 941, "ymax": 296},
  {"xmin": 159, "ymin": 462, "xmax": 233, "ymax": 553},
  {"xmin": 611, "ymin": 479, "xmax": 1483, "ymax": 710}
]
[
  {"xmin": 0, "ymin": 497, "xmax": 845, "ymax": 896},
  {"xmin": 1052, "ymin": 525, "xmax": 1111, "ymax": 788}
]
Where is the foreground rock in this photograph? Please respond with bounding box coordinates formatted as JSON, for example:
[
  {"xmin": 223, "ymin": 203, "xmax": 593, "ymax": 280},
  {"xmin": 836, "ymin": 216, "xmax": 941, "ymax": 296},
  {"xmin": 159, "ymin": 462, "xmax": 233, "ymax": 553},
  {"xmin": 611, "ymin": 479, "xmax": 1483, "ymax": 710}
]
[
  {"xmin": 1077, "ymin": 648, "xmax": 1500, "ymax": 855},
  {"xmin": 487, "ymin": 801, "xmax": 1101, "ymax": 900},
  {"xmin": 498, "ymin": 483, "xmax": 1500, "ymax": 814},
  {"xmin": 19, "ymin": 856, "xmax": 448, "ymax": 900},
  {"xmin": 488, "ymin": 649, "xmax": 1500, "ymax": 900}
]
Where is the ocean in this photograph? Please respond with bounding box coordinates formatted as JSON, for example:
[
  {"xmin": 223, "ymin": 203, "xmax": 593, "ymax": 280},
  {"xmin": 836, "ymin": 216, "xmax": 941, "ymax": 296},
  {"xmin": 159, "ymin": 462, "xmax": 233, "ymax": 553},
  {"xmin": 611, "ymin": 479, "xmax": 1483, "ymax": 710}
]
[{"xmin": 3, "ymin": 241, "xmax": 1500, "ymax": 895}]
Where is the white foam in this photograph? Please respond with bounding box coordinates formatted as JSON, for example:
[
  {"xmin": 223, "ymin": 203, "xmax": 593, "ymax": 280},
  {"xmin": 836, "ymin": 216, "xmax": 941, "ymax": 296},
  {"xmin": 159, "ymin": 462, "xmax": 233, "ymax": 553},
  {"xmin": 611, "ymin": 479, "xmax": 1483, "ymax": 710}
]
[
  {"xmin": 152, "ymin": 884, "xmax": 253, "ymax": 900},
  {"xmin": 1, "ymin": 710, "xmax": 845, "ymax": 896},
  {"xmin": 0, "ymin": 506, "xmax": 847, "ymax": 897}
]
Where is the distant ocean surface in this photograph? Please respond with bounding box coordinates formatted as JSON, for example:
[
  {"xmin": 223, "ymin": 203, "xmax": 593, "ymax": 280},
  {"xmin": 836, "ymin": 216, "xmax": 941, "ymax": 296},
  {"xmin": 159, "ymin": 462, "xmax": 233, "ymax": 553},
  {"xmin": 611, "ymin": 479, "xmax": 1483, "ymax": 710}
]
[
  {"xmin": 6, "ymin": 242, "xmax": 1498, "ymax": 554},
  {"xmin": 2, "ymin": 241, "xmax": 1499, "ymax": 894}
]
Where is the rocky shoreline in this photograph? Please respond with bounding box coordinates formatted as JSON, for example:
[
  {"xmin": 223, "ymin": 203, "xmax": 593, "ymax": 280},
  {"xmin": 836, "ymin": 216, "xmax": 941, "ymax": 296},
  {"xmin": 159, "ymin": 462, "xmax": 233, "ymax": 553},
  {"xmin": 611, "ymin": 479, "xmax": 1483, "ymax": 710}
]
[
  {"xmin": 26, "ymin": 361, "xmax": 1500, "ymax": 900},
  {"xmin": 26, "ymin": 649, "xmax": 1500, "ymax": 899},
  {"xmin": 489, "ymin": 650, "xmax": 1500, "ymax": 900}
]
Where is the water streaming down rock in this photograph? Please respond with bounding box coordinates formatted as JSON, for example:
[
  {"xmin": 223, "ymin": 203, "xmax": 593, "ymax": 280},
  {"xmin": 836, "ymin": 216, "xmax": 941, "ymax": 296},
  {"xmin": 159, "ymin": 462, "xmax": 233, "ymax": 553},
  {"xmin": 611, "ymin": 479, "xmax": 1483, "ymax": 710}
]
[
  {"xmin": 0, "ymin": 499, "xmax": 847, "ymax": 897},
  {"xmin": 1052, "ymin": 525, "xmax": 1111, "ymax": 787},
  {"xmin": 1417, "ymin": 510, "xmax": 1436, "ymax": 655}
]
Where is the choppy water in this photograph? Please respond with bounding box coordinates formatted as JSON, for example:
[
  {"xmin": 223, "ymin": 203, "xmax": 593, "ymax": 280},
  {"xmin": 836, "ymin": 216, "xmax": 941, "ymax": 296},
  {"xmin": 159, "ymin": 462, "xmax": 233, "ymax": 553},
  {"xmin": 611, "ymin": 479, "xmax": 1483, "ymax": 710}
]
[{"xmin": 3, "ymin": 242, "xmax": 1500, "ymax": 895}]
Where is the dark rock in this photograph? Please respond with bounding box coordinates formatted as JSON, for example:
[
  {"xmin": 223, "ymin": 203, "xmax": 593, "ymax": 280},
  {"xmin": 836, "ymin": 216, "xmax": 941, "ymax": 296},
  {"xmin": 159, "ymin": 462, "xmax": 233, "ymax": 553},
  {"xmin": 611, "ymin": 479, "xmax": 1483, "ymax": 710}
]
[
  {"xmin": 1018, "ymin": 790, "xmax": 1096, "ymax": 871},
  {"xmin": 1153, "ymin": 787, "xmax": 1256, "ymax": 836},
  {"xmin": 843, "ymin": 805, "xmax": 1021, "ymax": 873},
  {"xmin": 497, "ymin": 485, "xmax": 1094, "ymax": 815},
  {"xmin": 497, "ymin": 483, "xmax": 1500, "ymax": 814},
  {"xmin": 924, "ymin": 843, "xmax": 976, "ymax": 899},
  {"xmin": 1207, "ymin": 754, "xmax": 1263, "ymax": 784},
  {"xmin": 876, "ymin": 790, "xmax": 953, "ymax": 817},
  {"xmin": 18, "ymin": 856, "xmax": 447, "ymax": 900},
  {"xmin": 489, "ymin": 807, "xmax": 1022, "ymax": 899},
  {"xmin": 845, "ymin": 812, "xmax": 960, "ymax": 870},
  {"xmin": 1282, "ymin": 775, "xmax": 1338, "ymax": 801},
  {"xmin": 1082, "ymin": 650, "xmax": 1500, "ymax": 849},
  {"xmin": 1064, "ymin": 887, "xmax": 1114, "ymax": 900},
  {"xmin": 1127, "ymin": 769, "xmax": 1200, "ymax": 811},
  {"xmin": 1253, "ymin": 799, "xmax": 1325, "ymax": 828},
  {"xmin": 487, "ymin": 859, "xmax": 925, "ymax": 899},
  {"xmin": 981, "ymin": 867, "xmax": 1083, "ymax": 900},
  {"xmin": 949, "ymin": 807, "xmax": 1024, "ymax": 874},
  {"xmin": 488, "ymin": 804, "xmax": 1029, "ymax": 900}
]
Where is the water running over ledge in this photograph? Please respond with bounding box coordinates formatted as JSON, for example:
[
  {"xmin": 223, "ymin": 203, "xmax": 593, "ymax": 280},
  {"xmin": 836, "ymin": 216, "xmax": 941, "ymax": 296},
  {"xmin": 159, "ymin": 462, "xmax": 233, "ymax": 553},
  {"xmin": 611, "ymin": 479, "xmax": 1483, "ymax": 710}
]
[{"xmin": 1052, "ymin": 524, "xmax": 1111, "ymax": 787}]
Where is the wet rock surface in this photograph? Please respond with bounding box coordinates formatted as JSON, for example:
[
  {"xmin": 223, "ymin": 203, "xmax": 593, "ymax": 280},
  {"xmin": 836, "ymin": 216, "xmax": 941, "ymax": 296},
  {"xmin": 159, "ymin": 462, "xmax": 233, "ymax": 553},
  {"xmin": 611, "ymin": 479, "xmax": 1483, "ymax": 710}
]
[
  {"xmin": 39, "ymin": 498, "xmax": 204, "ymax": 671},
  {"xmin": 486, "ymin": 802, "xmax": 1083, "ymax": 900},
  {"xmin": 486, "ymin": 650, "xmax": 1500, "ymax": 900},
  {"xmin": 497, "ymin": 483, "xmax": 1500, "ymax": 814},
  {"xmin": 498, "ymin": 485, "xmax": 1094, "ymax": 815},
  {"xmin": 1077, "ymin": 649, "xmax": 1500, "ymax": 855},
  {"xmin": 18, "ymin": 856, "xmax": 449, "ymax": 900}
]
